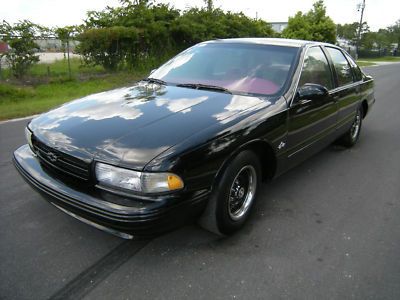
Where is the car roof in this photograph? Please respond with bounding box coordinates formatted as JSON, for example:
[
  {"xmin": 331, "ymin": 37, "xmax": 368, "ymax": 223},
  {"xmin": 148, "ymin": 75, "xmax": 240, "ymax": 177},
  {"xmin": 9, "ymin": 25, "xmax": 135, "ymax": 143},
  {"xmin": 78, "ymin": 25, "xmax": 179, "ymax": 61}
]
[{"xmin": 210, "ymin": 38, "xmax": 332, "ymax": 48}]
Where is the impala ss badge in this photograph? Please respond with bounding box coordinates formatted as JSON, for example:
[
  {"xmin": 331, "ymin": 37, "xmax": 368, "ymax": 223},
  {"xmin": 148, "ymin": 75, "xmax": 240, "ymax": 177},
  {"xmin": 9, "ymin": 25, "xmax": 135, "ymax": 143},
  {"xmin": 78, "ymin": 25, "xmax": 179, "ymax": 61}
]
[
  {"xmin": 46, "ymin": 152, "xmax": 58, "ymax": 162},
  {"xmin": 278, "ymin": 141, "xmax": 286, "ymax": 150}
]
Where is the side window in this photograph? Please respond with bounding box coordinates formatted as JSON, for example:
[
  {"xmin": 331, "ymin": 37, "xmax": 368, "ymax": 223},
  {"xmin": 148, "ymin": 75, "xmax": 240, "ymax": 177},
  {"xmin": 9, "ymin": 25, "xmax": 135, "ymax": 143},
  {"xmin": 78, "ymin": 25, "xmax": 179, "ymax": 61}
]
[
  {"xmin": 326, "ymin": 47, "xmax": 354, "ymax": 86},
  {"xmin": 344, "ymin": 53, "xmax": 363, "ymax": 81},
  {"xmin": 299, "ymin": 47, "xmax": 333, "ymax": 90}
]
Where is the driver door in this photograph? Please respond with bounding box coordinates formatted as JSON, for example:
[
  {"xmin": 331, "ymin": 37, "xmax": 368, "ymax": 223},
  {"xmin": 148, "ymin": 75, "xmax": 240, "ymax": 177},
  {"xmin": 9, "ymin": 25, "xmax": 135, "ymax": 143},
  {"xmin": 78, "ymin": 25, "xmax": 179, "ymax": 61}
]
[{"xmin": 286, "ymin": 46, "xmax": 337, "ymax": 165}]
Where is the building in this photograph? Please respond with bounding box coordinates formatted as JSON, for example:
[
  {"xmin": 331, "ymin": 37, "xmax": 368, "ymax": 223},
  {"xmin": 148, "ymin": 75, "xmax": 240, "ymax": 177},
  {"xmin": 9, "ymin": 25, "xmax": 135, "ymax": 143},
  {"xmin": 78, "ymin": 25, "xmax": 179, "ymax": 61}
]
[
  {"xmin": 337, "ymin": 38, "xmax": 356, "ymax": 57},
  {"xmin": 34, "ymin": 39, "xmax": 80, "ymax": 52},
  {"xmin": 270, "ymin": 22, "xmax": 288, "ymax": 33}
]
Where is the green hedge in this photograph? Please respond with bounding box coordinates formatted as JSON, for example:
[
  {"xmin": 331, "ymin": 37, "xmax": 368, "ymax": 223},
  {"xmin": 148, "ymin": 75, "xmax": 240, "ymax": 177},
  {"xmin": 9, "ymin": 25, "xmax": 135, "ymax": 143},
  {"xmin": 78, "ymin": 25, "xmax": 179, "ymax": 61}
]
[
  {"xmin": 358, "ymin": 49, "xmax": 388, "ymax": 58},
  {"xmin": 77, "ymin": 26, "xmax": 139, "ymax": 71},
  {"xmin": 76, "ymin": 3, "xmax": 274, "ymax": 71}
]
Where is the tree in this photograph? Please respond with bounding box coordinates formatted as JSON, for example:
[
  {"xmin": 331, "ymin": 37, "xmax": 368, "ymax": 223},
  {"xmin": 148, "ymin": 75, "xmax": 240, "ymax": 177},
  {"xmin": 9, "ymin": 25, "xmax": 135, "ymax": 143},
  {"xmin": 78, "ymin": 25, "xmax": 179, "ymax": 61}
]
[
  {"xmin": 360, "ymin": 29, "xmax": 391, "ymax": 50},
  {"xmin": 0, "ymin": 20, "xmax": 41, "ymax": 78},
  {"xmin": 282, "ymin": 0, "xmax": 336, "ymax": 44},
  {"xmin": 78, "ymin": 1, "xmax": 273, "ymax": 70},
  {"xmin": 388, "ymin": 20, "xmax": 400, "ymax": 50},
  {"xmin": 77, "ymin": 26, "xmax": 139, "ymax": 71},
  {"xmin": 360, "ymin": 31, "xmax": 377, "ymax": 50},
  {"xmin": 171, "ymin": 8, "xmax": 273, "ymax": 47},
  {"xmin": 55, "ymin": 26, "xmax": 77, "ymax": 57},
  {"xmin": 337, "ymin": 22, "xmax": 368, "ymax": 45},
  {"xmin": 55, "ymin": 26, "xmax": 79, "ymax": 78},
  {"xmin": 204, "ymin": 0, "xmax": 213, "ymax": 12}
]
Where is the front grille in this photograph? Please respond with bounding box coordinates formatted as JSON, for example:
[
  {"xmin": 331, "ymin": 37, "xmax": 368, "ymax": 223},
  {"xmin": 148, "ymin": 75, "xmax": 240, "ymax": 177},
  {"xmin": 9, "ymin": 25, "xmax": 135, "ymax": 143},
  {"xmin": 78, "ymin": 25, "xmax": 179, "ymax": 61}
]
[{"xmin": 32, "ymin": 138, "xmax": 91, "ymax": 181}]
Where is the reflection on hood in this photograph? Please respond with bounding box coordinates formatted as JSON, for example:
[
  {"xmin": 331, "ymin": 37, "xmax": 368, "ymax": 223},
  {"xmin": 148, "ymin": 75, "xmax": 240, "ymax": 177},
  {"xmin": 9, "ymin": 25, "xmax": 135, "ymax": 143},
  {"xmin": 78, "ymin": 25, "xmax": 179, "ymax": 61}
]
[{"xmin": 29, "ymin": 82, "xmax": 270, "ymax": 169}]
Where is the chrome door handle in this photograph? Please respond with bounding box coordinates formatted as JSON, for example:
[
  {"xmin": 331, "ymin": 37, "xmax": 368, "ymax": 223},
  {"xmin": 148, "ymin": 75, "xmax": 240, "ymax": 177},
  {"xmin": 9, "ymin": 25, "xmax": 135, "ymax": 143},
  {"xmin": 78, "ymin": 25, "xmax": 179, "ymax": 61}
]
[{"xmin": 299, "ymin": 99, "xmax": 312, "ymax": 105}]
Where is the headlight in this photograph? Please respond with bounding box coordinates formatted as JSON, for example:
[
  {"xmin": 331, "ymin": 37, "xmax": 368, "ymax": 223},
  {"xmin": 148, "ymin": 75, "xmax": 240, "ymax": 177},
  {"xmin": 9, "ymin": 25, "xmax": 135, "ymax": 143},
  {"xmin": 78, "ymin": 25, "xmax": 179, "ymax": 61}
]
[
  {"xmin": 25, "ymin": 127, "xmax": 34, "ymax": 150},
  {"xmin": 95, "ymin": 162, "xmax": 184, "ymax": 194}
]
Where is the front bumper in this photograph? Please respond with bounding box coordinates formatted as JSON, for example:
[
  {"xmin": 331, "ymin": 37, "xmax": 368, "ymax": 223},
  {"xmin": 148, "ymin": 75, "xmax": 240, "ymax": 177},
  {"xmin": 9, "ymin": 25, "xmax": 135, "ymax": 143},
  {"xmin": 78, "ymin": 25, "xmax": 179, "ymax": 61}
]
[{"xmin": 13, "ymin": 145, "xmax": 210, "ymax": 238}]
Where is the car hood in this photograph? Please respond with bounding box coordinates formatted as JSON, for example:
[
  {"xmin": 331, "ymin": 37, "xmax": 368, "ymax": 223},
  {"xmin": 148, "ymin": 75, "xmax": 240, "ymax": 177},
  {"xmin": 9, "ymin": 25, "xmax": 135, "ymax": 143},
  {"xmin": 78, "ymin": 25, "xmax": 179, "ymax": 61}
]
[{"xmin": 29, "ymin": 82, "xmax": 268, "ymax": 169}]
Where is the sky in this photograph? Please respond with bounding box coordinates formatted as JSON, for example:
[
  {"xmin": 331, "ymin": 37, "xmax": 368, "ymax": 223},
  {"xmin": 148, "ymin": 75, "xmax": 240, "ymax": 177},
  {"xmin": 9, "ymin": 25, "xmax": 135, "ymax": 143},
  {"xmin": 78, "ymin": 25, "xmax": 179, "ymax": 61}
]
[{"xmin": 1, "ymin": 0, "xmax": 399, "ymax": 31}]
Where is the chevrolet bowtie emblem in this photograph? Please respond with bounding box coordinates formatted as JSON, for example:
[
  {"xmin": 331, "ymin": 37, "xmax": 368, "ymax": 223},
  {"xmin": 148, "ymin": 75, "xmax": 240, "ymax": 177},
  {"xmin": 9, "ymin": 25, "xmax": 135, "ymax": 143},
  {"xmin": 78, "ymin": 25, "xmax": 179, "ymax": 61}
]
[{"xmin": 47, "ymin": 152, "xmax": 58, "ymax": 162}]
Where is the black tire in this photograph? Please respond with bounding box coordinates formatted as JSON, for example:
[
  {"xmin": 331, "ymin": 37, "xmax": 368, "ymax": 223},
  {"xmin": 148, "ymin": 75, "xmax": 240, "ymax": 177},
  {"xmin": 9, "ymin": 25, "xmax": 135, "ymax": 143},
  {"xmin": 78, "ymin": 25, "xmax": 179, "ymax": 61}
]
[
  {"xmin": 198, "ymin": 150, "xmax": 262, "ymax": 236},
  {"xmin": 338, "ymin": 106, "xmax": 363, "ymax": 147}
]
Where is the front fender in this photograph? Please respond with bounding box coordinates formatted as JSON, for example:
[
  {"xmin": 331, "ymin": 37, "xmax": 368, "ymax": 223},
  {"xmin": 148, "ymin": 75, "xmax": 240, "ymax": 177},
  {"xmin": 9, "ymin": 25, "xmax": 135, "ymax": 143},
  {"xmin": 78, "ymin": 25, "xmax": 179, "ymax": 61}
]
[{"xmin": 145, "ymin": 100, "xmax": 288, "ymax": 192}]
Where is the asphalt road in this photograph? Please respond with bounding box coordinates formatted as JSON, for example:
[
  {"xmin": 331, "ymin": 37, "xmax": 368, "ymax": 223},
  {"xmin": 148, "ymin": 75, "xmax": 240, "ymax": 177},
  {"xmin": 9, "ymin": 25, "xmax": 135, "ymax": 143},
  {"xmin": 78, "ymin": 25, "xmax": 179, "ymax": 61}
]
[{"xmin": 1, "ymin": 64, "xmax": 400, "ymax": 300}]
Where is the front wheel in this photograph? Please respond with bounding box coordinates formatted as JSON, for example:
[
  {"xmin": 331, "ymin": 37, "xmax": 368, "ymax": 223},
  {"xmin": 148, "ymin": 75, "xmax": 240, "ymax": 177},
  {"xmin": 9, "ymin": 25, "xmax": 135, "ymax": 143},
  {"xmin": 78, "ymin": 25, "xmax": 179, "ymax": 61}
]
[
  {"xmin": 198, "ymin": 150, "xmax": 261, "ymax": 235},
  {"xmin": 338, "ymin": 106, "xmax": 363, "ymax": 147}
]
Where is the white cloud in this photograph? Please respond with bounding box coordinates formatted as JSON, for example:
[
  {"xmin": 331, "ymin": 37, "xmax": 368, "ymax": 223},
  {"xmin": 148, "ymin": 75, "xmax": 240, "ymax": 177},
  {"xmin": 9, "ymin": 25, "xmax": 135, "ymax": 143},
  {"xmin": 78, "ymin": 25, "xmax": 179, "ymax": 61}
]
[{"xmin": 156, "ymin": 96, "xmax": 208, "ymax": 113}]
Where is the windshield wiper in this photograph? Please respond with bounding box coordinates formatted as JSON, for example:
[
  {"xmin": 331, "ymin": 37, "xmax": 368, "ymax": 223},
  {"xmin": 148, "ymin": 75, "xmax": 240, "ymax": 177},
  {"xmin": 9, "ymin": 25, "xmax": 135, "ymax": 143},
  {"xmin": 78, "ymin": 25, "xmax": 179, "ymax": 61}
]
[
  {"xmin": 142, "ymin": 77, "xmax": 167, "ymax": 85},
  {"xmin": 176, "ymin": 83, "xmax": 232, "ymax": 94}
]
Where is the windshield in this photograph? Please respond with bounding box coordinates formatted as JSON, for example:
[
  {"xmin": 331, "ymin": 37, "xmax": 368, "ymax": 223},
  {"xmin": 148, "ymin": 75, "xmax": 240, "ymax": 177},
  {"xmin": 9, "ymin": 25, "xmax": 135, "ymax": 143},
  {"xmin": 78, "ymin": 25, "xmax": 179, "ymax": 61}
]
[{"xmin": 151, "ymin": 42, "xmax": 299, "ymax": 96}]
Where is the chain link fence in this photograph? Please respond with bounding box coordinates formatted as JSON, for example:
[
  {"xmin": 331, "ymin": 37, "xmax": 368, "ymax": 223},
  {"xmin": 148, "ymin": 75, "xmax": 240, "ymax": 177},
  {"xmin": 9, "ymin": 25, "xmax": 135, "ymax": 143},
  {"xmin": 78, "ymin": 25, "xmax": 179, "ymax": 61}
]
[{"xmin": 0, "ymin": 36, "xmax": 80, "ymax": 79}]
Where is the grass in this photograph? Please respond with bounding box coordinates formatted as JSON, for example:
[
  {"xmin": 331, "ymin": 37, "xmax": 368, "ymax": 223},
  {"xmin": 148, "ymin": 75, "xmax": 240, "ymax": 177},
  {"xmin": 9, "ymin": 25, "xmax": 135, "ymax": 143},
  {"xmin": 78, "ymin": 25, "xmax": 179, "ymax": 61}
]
[
  {"xmin": 0, "ymin": 58, "xmax": 148, "ymax": 120},
  {"xmin": 30, "ymin": 58, "xmax": 105, "ymax": 78},
  {"xmin": 358, "ymin": 56, "xmax": 400, "ymax": 62},
  {"xmin": 1, "ymin": 58, "xmax": 105, "ymax": 81},
  {"xmin": 357, "ymin": 61, "xmax": 377, "ymax": 67},
  {"xmin": 357, "ymin": 56, "xmax": 400, "ymax": 67}
]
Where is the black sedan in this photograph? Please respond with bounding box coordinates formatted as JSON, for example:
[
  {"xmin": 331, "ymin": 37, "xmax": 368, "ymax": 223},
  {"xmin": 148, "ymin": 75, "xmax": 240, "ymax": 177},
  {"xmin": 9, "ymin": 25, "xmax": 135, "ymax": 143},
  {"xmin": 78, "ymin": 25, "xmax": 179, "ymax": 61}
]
[{"xmin": 13, "ymin": 38, "xmax": 374, "ymax": 238}]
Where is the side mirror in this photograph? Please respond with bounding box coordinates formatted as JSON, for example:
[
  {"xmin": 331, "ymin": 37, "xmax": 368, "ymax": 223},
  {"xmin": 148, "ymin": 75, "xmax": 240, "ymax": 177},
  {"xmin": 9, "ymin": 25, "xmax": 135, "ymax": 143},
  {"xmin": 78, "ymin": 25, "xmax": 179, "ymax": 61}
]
[
  {"xmin": 295, "ymin": 83, "xmax": 328, "ymax": 103},
  {"xmin": 149, "ymin": 69, "xmax": 156, "ymax": 75}
]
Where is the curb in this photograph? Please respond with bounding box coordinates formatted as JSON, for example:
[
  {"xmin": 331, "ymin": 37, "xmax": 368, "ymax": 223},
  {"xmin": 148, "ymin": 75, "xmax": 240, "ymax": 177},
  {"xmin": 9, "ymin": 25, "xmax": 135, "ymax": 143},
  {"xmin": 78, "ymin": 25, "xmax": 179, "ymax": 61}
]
[{"xmin": 0, "ymin": 114, "xmax": 38, "ymax": 125}]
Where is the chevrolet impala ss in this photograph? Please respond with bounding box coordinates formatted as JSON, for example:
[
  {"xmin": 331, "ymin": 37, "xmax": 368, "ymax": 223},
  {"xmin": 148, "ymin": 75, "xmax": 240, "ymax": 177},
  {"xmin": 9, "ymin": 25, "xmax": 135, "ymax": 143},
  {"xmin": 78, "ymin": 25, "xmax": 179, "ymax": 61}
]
[{"xmin": 13, "ymin": 38, "xmax": 375, "ymax": 238}]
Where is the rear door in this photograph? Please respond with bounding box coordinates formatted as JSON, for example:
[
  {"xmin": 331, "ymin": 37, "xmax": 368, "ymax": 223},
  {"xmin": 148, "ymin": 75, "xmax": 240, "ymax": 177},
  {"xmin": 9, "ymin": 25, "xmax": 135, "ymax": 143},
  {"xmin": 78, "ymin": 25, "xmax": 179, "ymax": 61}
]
[
  {"xmin": 323, "ymin": 47, "xmax": 360, "ymax": 134},
  {"xmin": 287, "ymin": 46, "xmax": 337, "ymax": 164}
]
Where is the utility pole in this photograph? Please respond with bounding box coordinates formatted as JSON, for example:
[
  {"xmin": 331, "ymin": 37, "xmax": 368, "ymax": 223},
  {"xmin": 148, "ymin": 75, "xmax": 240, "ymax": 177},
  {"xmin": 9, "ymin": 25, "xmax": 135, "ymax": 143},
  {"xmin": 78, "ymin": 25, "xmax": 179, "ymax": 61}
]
[
  {"xmin": 356, "ymin": 0, "xmax": 366, "ymax": 59},
  {"xmin": 67, "ymin": 37, "xmax": 71, "ymax": 80}
]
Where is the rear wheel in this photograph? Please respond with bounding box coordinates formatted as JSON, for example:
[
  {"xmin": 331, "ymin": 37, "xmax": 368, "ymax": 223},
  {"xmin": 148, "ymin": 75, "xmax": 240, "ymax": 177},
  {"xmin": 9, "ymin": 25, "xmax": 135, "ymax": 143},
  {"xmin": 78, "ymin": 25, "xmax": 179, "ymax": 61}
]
[
  {"xmin": 338, "ymin": 106, "xmax": 363, "ymax": 147},
  {"xmin": 198, "ymin": 150, "xmax": 261, "ymax": 235}
]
